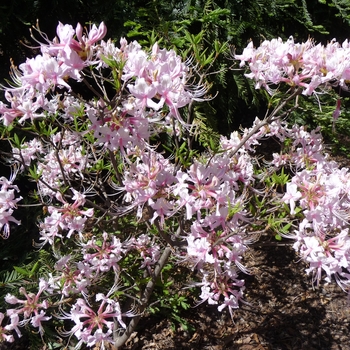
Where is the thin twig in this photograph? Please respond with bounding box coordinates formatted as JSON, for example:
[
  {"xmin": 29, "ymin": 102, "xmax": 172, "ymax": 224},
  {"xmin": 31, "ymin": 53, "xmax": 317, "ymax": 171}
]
[
  {"xmin": 113, "ymin": 246, "xmax": 172, "ymax": 349},
  {"xmin": 108, "ymin": 149, "xmax": 123, "ymax": 185}
]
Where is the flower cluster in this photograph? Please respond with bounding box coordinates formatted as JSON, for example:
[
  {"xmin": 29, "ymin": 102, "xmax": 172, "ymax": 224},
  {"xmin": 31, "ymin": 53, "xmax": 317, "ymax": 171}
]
[
  {"xmin": 0, "ymin": 177, "xmax": 22, "ymax": 238},
  {"xmin": 5, "ymin": 280, "xmax": 51, "ymax": 336},
  {"xmin": 39, "ymin": 190, "xmax": 94, "ymax": 245},
  {"xmin": 118, "ymin": 124, "xmax": 262, "ymax": 315},
  {"xmin": 87, "ymin": 39, "xmax": 205, "ymax": 154},
  {"xmin": 0, "ymin": 22, "xmax": 107, "ymax": 126},
  {"xmin": 265, "ymin": 120, "xmax": 350, "ymax": 289},
  {"xmin": 81, "ymin": 231, "xmax": 127, "ymax": 274},
  {"xmin": 59, "ymin": 288, "xmax": 134, "ymax": 349},
  {"xmin": 284, "ymin": 165, "xmax": 350, "ymax": 289},
  {"xmin": 235, "ymin": 36, "xmax": 350, "ymax": 95}
]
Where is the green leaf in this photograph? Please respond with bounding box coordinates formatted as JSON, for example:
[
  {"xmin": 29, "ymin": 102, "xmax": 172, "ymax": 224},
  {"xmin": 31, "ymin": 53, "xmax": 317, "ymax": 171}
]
[
  {"xmin": 29, "ymin": 261, "xmax": 39, "ymax": 277},
  {"xmin": 13, "ymin": 266, "xmax": 30, "ymax": 276},
  {"xmin": 280, "ymin": 223, "xmax": 292, "ymax": 234}
]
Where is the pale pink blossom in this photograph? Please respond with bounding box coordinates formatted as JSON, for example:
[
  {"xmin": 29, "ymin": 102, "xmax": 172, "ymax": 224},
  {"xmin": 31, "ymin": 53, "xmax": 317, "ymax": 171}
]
[
  {"xmin": 0, "ymin": 312, "xmax": 15, "ymax": 342},
  {"xmin": 282, "ymin": 182, "xmax": 302, "ymax": 215},
  {"xmin": 5, "ymin": 280, "xmax": 51, "ymax": 335}
]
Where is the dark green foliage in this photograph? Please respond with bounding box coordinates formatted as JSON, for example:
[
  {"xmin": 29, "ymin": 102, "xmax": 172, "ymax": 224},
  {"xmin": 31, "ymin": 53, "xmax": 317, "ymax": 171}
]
[{"xmin": 0, "ymin": 270, "xmax": 24, "ymax": 291}]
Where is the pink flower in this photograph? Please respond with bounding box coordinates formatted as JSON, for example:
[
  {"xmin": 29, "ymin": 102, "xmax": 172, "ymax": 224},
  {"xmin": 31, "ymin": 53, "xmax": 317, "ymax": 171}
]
[
  {"xmin": 5, "ymin": 280, "xmax": 51, "ymax": 335},
  {"xmin": 75, "ymin": 22, "xmax": 107, "ymax": 51},
  {"xmin": 59, "ymin": 288, "xmax": 134, "ymax": 348},
  {"xmin": 55, "ymin": 22, "xmax": 75, "ymax": 46},
  {"xmin": 0, "ymin": 177, "xmax": 22, "ymax": 238},
  {"xmin": 38, "ymin": 189, "xmax": 93, "ymax": 245},
  {"xmin": 187, "ymin": 235, "xmax": 215, "ymax": 268},
  {"xmin": 149, "ymin": 198, "xmax": 174, "ymax": 226},
  {"xmin": 82, "ymin": 232, "xmax": 128, "ymax": 274},
  {"xmin": 30, "ymin": 310, "xmax": 51, "ymax": 335},
  {"xmin": 282, "ymin": 182, "xmax": 302, "ymax": 215},
  {"xmin": 0, "ymin": 312, "xmax": 15, "ymax": 342},
  {"xmin": 235, "ymin": 36, "xmax": 350, "ymax": 95},
  {"xmin": 20, "ymin": 53, "xmax": 70, "ymax": 91}
]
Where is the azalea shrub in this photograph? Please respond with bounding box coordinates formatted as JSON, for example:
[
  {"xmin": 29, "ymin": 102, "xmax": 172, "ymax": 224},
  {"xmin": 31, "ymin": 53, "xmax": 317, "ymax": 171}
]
[{"xmin": 0, "ymin": 21, "xmax": 350, "ymax": 349}]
